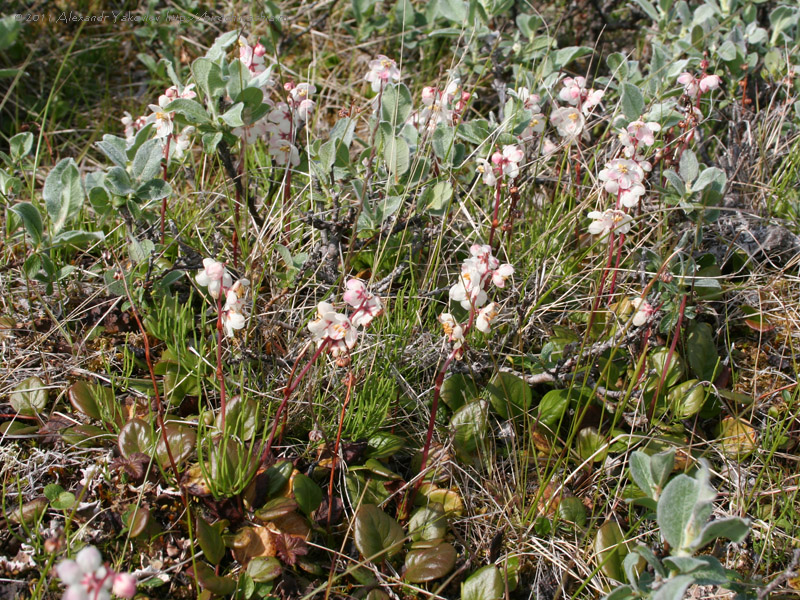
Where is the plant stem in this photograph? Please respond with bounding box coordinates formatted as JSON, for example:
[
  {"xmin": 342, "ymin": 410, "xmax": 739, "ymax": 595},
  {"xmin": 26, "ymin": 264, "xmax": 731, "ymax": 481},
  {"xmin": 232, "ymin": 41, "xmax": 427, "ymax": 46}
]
[
  {"xmin": 328, "ymin": 369, "xmax": 354, "ymax": 527},
  {"xmin": 160, "ymin": 136, "xmax": 171, "ymax": 245},
  {"xmin": 488, "ymin": 180, "xmax": 502, "ymax": 247},
  {"xmin": 261, "ymin": 340, "xmax": 329, "ymax": 463},
  {"xmin": 216, "ymin": 292, "xmax": 227, "ymax": 431},
  {"xmin": 649, "ymin": 293, "xmax": 687, "ymax": 421}
]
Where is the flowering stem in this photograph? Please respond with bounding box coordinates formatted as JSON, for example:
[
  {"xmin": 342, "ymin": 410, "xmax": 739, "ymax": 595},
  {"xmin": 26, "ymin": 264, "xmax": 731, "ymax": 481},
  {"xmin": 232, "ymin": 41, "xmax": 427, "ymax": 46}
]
[
  {"xmin": 607, "ymin": 233, "xmax": 625, "ymax": 300},
  {"xmin": 413, "ymin": 347, "xmax": 459, "ymax": 497},
  {"xmin": 488, "ymin": 180, "xmax": 502, "ymax": 247},
  {"xmin": 215, "ymin": 292, "xmax": 227, "ymax": 431},
  {"xmin": 261, "ymin": 340, "xmax": 329, "ymax": 463},
  {"xmin": 328, "ymin": 368, "xmax": 354, "ymax": 528},
  {"xmin": 649, "ymin": 294, "xmax": 687, "ymax": 421},
  {"xmin": 160, "ymin": 136, "xmax": 172, "ymax": 245},
  {"xmin": 588, "ymin": 231, "xmax": 616, "ymax": 331}
]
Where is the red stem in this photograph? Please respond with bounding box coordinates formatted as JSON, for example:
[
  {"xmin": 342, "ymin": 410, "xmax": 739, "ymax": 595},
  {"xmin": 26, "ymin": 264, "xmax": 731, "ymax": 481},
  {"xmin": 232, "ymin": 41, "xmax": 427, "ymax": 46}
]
[
  {"xmin": 649, "ymin": 294, "xmax": 687, "ymax": 420},
  {"xmin": 328, "ymin": 369, "xmax": 354, "ymax": 527},
  {"xmin": 488, "ymin": 180, "xmax": 502, "ymax": 247}
]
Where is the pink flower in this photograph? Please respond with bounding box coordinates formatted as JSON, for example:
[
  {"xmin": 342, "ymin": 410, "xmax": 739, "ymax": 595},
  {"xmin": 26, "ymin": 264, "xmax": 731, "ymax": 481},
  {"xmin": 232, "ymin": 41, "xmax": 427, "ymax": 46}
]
[
  {"xmin": 587, "ymin": 209, "xmax": 633, "ymax": 238},
  {"xmin": 491, "ymin": 145, "xmax": 524, "ymax": 179},
  {"xmin": 475, "ymin": 302, "xmax": 498, "ymax": 333},
  {"xmin": 268, "ymin": 137, "xmax": 300, "ymax": 167},
  {"xmin": 239, "ymin": 36, "xmax": 266, "ymax": 74},
  {"xmin": 550, "ymin": 107, "xmax": 584, "ymax": 139},
  {"xmin": 513, "ymin": 87, "xmax": 541, "ymax": 112},
  {"xmin": 343, "ymin": 279, "xmax": 383, "ymax": 328},
  {"xmin": 491, "ymin": 263, "xmax": 514, "ymax": 287},
  {"xmin": 308, "ymin": 302, "xmax": 358, "ymax": 357},
  {"xmin": 558, "ymin": 77, "xmax": 604, "ymax": 114},
  {"xmin": 196, "ymin": 258, "xmax": 233, "ymax": 299},
  {"xmin": 112, "ymin": 574, "xmax": 138, "ymax": 599},
  {"xmin": 631, "ymin": 297, "xmax": 656, "ymax": 326},
  {"xmin": 438, "ymin": 313, "xmax": 465, "ymax": 353},
  {"xmin": 144, "ymin": 104, "xmax": 173, "ymax": 139},
  {"xmin": 56, "ymin": 546, "xmax": 136, "ymax": 600},
  {"xmin": 699, "ymin": 74, "xmax": 721, "ymax": 93},
  {"xmin": 365, "ymin": 55, "xmax": 401, "ymax": 92},
  {"xmin": 625, "ymin": 120, "xmax": 661, "ymax": 147}
]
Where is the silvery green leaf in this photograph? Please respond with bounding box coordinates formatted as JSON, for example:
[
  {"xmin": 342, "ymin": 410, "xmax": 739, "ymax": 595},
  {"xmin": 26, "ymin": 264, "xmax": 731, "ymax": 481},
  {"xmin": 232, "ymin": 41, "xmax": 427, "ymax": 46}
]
[
  {"xmin": 96, "ymin": 134, "xmax": 129, "ymax": 168},
  {"xmin": 10, "ymin": 132, "xmax": 33, "ymax": 161},
  {"xmin": 656, "ymin": 461, "xmax": 715, "ymax": 554},
  {"xmin": 383, "ymin": 135, "xmax": 410, "ymax": 178},
  {"xmin": 607, "ymin": 52, "xmax": 628, "ymax": 81},
  {"xmin": 679, "ymin": 150, "xmax": 699, "ymax": 184},
  {"xmin": 652, "ymin": 574, "xmax": 693, "ymax": 600},
  {"xmin": 629, "ymin": 451, "xmax": 656, "ymax": 498},
  {"xmin": 438, "ymin": 0, "xmax": 467, "ymax": 22},
  {"xmin": 10, "ymin": 202, "xmax": 43, "ymax": 247},
  {"xmin": 135, "ymin": 179, "xmax": 171, "ymax": 202},
  {"xmin": 461, "ymin": 565, "xmax": 504, "ymax": 600},
  {"xmin": 9, "ymin": 376, "xmax": 48, "ymax": 416},
  {"xmin": 221, "ymin": 103, "xmax": 245, "ymax": 127},
  {"xmin": 621, "ymin": 83, "xmax": 645, "ymax": 121},
  {"xmin": 649, "ymin": 448, "xmax": 675, "ymax": 493},
  {"xmin": 690, "ymin": 517, "xmax": 750, "ymax": 552},
  {"xmin": 51, "ymin": 230, "xmax": 104, "ymax": 248},
  {"xmin": 132, "ymin": 138, "xmax": 163, "ymax": 183},
  {"xmin": 432, "ymin": 125, "xmax": 455, "ymax": 162},
  {"xmin": 43, "ymin": 158, "xmax": 82, "ymax": 234},
  {"xmin": 381, "ymin": 83, "xmax": 413, "ymax": 129},
  {"xmin": 693, "ymin": 167, "xmax": 726, "ymax": 192},
  {"xmin": 205, "ymin": 30, "xmax": 239, "ymax": 61},
  {"xmin": 105, "ymin": 167, "xmax": 134, "ymax": 196},
  {"xmin": 164, "ymin": 98, "xmax": 211, "ymax": 124}
]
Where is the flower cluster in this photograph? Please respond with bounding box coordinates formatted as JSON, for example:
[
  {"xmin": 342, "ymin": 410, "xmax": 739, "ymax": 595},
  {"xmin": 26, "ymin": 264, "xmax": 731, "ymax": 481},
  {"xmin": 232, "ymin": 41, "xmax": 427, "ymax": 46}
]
[
  {"xmin": 511, "ymin": 87, "xmax": 545, "ymax": 143},
  {"xmin": 677, "ymin": 72, "xmax": 721, "ymax": 98},
  {"xmin": 238, "ymin": 35, "xmax": 267, "ymax": 75},
  {"xmin": 410, "ymin": 79, "xmax": 471, "ymax": 132},
  {"xmin": 476, "ymin": 144, "xmax": 524, "ymax": 186},
  {"xmin": 439, "ymin": 245, "xmax": 513, "ymax": 356},
  {"xmin": 308, "ymin": 279, "xmax": 383, "ymax": 358},
  {"xmin": 364, "ymin": 55, "xmax": 401, "ymax": 92},
  {"xmin": 589, "ymin": 114, "xmax": 662, "ymax": 239},
  {"xmin": 196, "ymin": 258, "xmax": 249, "ymax": 337},
  {"xmin": 549, "ymin": 75, "xmax": 605, "ymax": 141},
  {"xmin": 56, "ymin": 546, "xmax": 136, "ymax": 600}
]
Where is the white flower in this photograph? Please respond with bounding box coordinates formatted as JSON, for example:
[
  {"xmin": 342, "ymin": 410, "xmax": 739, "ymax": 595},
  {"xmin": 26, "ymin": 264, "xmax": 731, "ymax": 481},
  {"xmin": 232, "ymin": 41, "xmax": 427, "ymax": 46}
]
[
  {"xmin": 144, "ymin": 104, "xmax": 173, "ymax": 139},
  {"xmin": 56, "ymin": 546, "xmax": 136, "ymax": 600},
  {"xmin": 343, "ymin": 279, "xmax": 383, "ymax": 327},
  {"xmin": 365, "ymin": 55, "xmax": 401, "ymax": 92},
  {"xmin": 631, "ymin": 297, "xmax": 656, "ymax": 326},
  {"xmin": 438, "ymin": 313, "xmax": 465, "ymax": 351},
  {"xmin": 268, "ymin": 137, "xmax": 300, "ymax": 167},
  {"xmin": 475, "ymin": 302, "xmax": 498, "ymax": 333},
  {"xmin": 587, "ymin": 209, "xmax": 633, "ymax": 238},
  {"xmin": 476, "ymin": 159, "xmax": 498, "ymax": 186},
  {"xmin": 112, "ymin": 573, "xmax": 137, "ymax": 599},
  {"xmin": 239, "ymin": 36, "xmax": 266, "ymax": 74},
  {"xmin": 490, "ymin": 144, "xmax": 524, "ymax": 179},
  {"xmin": 513, "ymin": 87, "xmax": 541, "ymax": 112},
  {"xmin": 625, "ymin": 120, "xmax": 661, "ymax": 147},
  {"xmin": 491, "ymin": 263, "xmax": 514, "ymax": 287},
  {"xmin": 308, "ymin": 302, "xmax": 358, "ymax": 356},
  {"xmin": 550, "ymin": 107, "xmax": 584, "ymax": 139},
  {"xmin": 196, "ymin": 258, "xmax": 233, "ymax": 299},
  {"xmin": 172, "ymin": 126, "xmax": 195, "ymax": 160},
  {"xmin": 121, "ymin": 112, "xmax": 136, "ymax": 142},
  {"xmin": 558, "ymin": 77, "xmax": 604, "ymax": 114},
  {"xmin": 449, "ymin": 266, "xmax": 488, "ymax": 311},
  {"xmin": 699, "ymin": 74, "xmax": 721, "ymax": 93},
  {"xmin": 222, "ymin": 286, "xmax": 247, "ymax": 337}
]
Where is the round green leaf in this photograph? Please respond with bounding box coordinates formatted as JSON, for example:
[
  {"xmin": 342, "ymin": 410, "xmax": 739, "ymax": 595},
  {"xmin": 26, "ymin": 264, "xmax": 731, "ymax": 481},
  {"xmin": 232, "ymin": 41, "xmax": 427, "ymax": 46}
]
[
  {"xmin": 461, "ymin": 565, "xmax": 504, "ymax": 600},
  {"xmin": 404, "ymin": 541, "xmax": 456, "ymax": 582},
  {"xmin": 10, "ymin": 376, "xmax": 47, "ymax": 416},
  {"xmin": 408, "ymin": 504, "xmax": 448, "ymax": 542},
  {"xmin": 354, "ymin": 504, "xmax": 404, "ymax": 562},
  {"xmin": 293, "ymin": 472, "xmax": 323, "ymax": 516},
  {"xmin": 487, "ymin": 372, "xmax": 532, "ymax": 419}
]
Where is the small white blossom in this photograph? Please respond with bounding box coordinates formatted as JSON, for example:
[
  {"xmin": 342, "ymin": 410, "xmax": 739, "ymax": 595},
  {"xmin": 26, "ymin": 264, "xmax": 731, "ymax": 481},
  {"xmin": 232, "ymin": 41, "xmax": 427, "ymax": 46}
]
[
  {"xmin": 144, "ymin": 104, "xmax": 173, "ymax": 139},
  {"xmin": 365, "ymin": 55, "xmax": 401, "ymax": 92},
  {"xmin": 438, "ymin": 312, "xmax": 465, "ymax": 351},
  {"xmin": 308, "ymin": 302, "xmax": 358, "ymax": 357},
  {"xmin": 476, "ymin": 158, "xmax": 498, "ymax": 186},
  {"xmin": 343, "ymin": 279, "xmax": 383, "ymax": 328},
  {"xmin": 587, "ymin": 209, "xmax": 633, "ymax": 238},
  {"xmin": 631, "ymin": 297, "xmax": 656, "ymax": 326},
  {"xmin": 475, "ymin": 302, "xmax": 498, "ymax": 333},
  {"xmin": 550, "ymin": 107, "xmax": 584, "ymax": 139},
  {"xmin": 196, "ymin": 258, "xmax": 233, "ymax": 299}
]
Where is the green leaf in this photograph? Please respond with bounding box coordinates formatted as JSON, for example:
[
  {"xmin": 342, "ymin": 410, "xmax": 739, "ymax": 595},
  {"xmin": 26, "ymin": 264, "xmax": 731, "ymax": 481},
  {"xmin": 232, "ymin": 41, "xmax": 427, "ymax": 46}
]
[
  {"xmin": 135, "ymin": 179, "xmax": 172, "ymax": 202},
  {"xmin": 629, "ymin": 451, "xmax": 657, "ymax": 499},
  {"xmin": 192, "ymin": 561, "xmax": 236, "ymax": 595},
  {"xmin": 461, "ymin": 565, "xmax": 504, "ymax": 600},
  {"xmin": 679, "ymin": 150, "xmax": 699, "ymax": 184},
  {"xmin": 432, "ymin": 125, "xmax": 455, "ymax": 162},
  {"xmin": 255, "ymin": 497, "xmax": 298, "ymax": 521},
  {"xmin": 686, "ymin": 322, "xmax": 718, "ymax": 381},
  {"xmin": 128, "ymin": 237, "xmax": 155, "ymax": 265},
  {"xmin": 353, "ymin": 504, "xmax": 405, "ymax": 562},
  {"xmin": 404, "ymin": 541, "xmax": 457, "ymax": 582},
  {"xmin": 450, "ymin": 399, "xmax": 489, "ymax": 455},
  {"xmin": 43, "ymin": 158, "xmax": 83, "ymax": 234},
  {"xmin": 383, "ymin": 135, "xmax": 410, "ymax": 178},
  {"xmin": 131, "ymin": 139, "xmax": 163, "ymax": 183},
  {"xmin": 486, "ymin": 372, "xmax": 532, "ymax": 419},
  {"xmin": 656, "ymin": 461, "xmax": 715, "ymax": 553},
  {"xmin": 577, "ymin": 427, "xmax": 608, "ymax": 463},
  {"xmin": 594, "ymin": 520, "xmax": 630, "ymax": 582},
  {"xmin": 10, "ymin": 132, "xmax": 33, "ymax": 161},
  {"xmin": 105, "ymin": 167, "xmax": 134, "ymax": 196},
  {"xmin": 690, "ymin": 517, "xmax": 750, "ymax": 552},
  {"xmin": 366, "ymin": 432, "xmax": 405, "ymax": 459},
  {"xmin": 381, "ymin": 83, "xmax": 413, "ymax": 128},
  {"xmin": 196, "ymin": 516, "xmax": 226, "ymax": 565},
  {"xmin": 692, "ymin": 167, "xmax": 726, "ymax": 192},
  {"xmin": 265, "ymin": 460, "xmax": 293, "ymax": 498},
  {"xmin": 607, "ymin": 53, "xmax": 629, "ymax": 81},
  {"xmin": 10, "ymin": 202, "xmax": 43, "ymax": 247},
  {"xmin": 293, "ymin": 473, "xmax": 323, "ymax": 516},
  {"xmin": 648, "ymin": 448, "xmax": 675, "ymax": 494},
  {"xmin": 221, "ymin": 103, "xmax": 245, "ymax": 127},
  {"xmin": 9, "ymin": 376, "xmax": 48, "ymax": 416},
  {"xmin": 408, "ymin": 504, "xmax": 448, "ymax": 541},
  {"xmin": 631, "ymin": 0, "xmax": 661, "ymax": 21},
  {"xmin": 438, "ymin": 0, "xmax": 467, "ymax": 22},
  {"xmin": 164, "ymin": 98, "xmax": 211, "ymax": 124},
  {"xmin": 554, "ymin": 46, "xmax": 594, "ymax": 68},
  {"xmin": 652, "ymin": 575, "xmax": 693, "ymax": 600},
  {"xmin": 440, "ymin": 374, "xmax": 479, "ymax": 412},
  {"xmin": 246, "ymin": 557, "xmax": 282, "ymax": 582},
  {"xmin": 44, "ymin": 484, "xmax": 65, "ymax": 502},
  {"xmin": 621, "ymin": 83, "xmax": 645, "ymax": 121},
  {"xmin": 192, "ymin": 57, "xmax": 227, "ymax": 99},
  {"xmin": 96, "ymin": 135, "xmax": 128, "ymax": 168},
  {"xmin": 537, "ymin": 389, "xmax": 569, "ymax": 430}
]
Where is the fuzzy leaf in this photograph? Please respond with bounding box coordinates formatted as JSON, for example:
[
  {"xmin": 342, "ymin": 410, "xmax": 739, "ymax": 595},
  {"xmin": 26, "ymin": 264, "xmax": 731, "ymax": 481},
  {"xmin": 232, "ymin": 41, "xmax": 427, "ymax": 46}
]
[
  {"xmin": 10, "ymin": 202, "xmax": 43, "ymax": 247},
  {"xmin": 9, "ymin": 376, "xmax": 47, "ymax": 416},
  {"xmin": 43, "ymin": 158, "xmax": 82, "ymax": 234}
]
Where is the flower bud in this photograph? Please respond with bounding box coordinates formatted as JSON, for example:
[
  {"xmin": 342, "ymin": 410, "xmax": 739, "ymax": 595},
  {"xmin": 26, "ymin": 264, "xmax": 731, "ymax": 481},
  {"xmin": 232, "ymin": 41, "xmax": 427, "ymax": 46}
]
[{"xmin": 112, "ymin": 573, "xmax": 138, "ymax": 599}]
